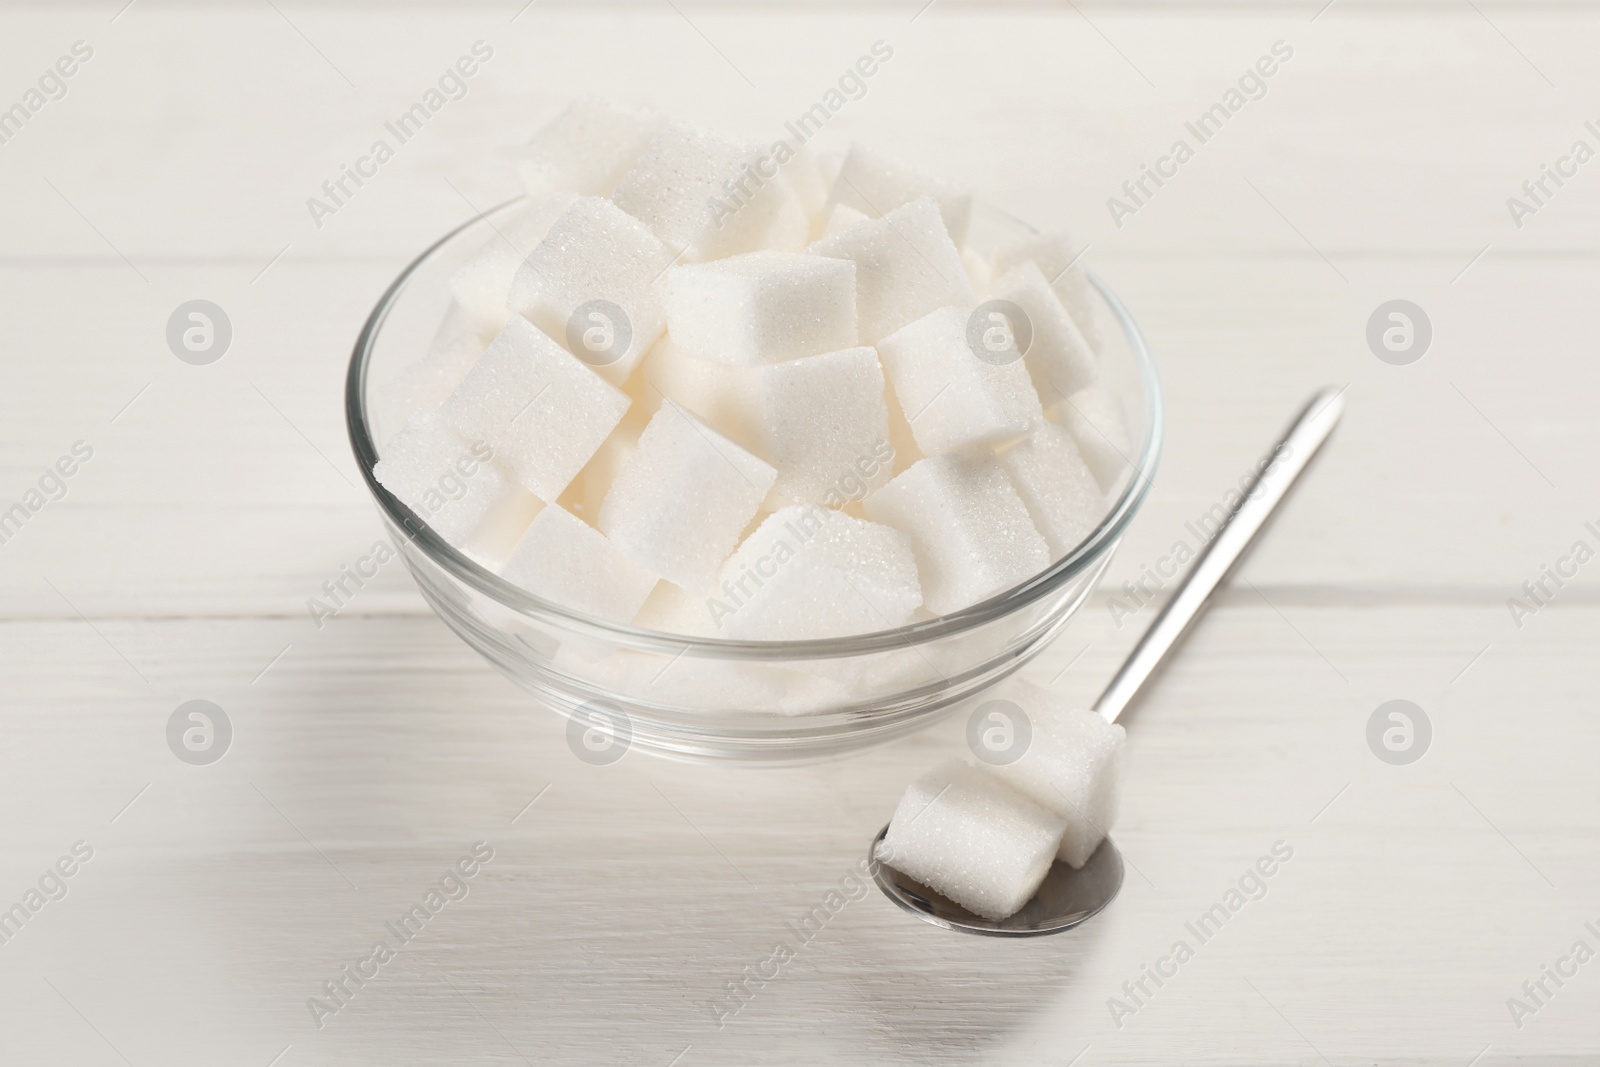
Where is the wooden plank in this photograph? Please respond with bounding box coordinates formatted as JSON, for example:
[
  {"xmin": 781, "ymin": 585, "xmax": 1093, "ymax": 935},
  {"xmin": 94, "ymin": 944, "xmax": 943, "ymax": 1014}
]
[
  {"xmin": 0, "ymin": 7, "xmax": 1598, "ymax": 262},
  {"xmin": 0, "ymin": 604, "xmax": 1595, "ymax": 1063}
]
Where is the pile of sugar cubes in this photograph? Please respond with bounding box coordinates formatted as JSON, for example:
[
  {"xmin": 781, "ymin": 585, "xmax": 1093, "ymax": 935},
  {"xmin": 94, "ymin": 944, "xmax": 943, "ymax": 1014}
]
[
  {"xmin": 377, "ymin": 96, "xmax": 1130, "ymax": 643},
  {"xmin": 877, "ymin": 679, "xmax": 1127, "ymax": 920}
]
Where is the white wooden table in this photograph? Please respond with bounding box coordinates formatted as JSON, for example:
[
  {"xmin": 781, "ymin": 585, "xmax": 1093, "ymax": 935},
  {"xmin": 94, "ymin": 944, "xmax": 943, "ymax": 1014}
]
[{"xmin": 3, "ymin": 3, "xmax": 1598, "ymax": 1063}]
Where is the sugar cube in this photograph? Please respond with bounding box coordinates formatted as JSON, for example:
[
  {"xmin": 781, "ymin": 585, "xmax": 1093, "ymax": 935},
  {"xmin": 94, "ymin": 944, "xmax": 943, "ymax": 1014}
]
[
  {"xmin": 821, "ymin": 203, "xmax": 869, "ymax": 239},
  {"xmin": 380, "ymin": 301, "xmax": 496, "ymax": 430},
  {"xmin": 712, "ymin": 507, "xmax": 921, "ymax": 639},
  {"xmin": 636, "ymin": 333, "xmax": 762, "ymax": 452},
  {"xmin": 986, "ymin": 260, "xmax": 1098, "ymax": 406},
  {"xmin": 374, "ymin": 410, "xmax": 538, "ymax": 559},
  {"xmin": 864, "ymin": 452, "xmax": 1049, "ymax": 615},
  {"xmin": 816, "ymin": 149, "xmax": 844, "ymax": 190},
  {"xmin": 632, "ymin": 578, "xmax": 718, "ymax": 637},
  {"xmin": 961, "ymin": 247, "xmax": 993, "ymax": 292},
  {"xmin": 611, "ymin": 121, "xmax": 801, "ymax": 261},
  {"xmin": 598, "ymin": 399, "xmax": 777, "ymax": 590},
  {"xmin": 996, "ymin": 422, "xmax": 1104, "ymax": 559},
  {"xmin": 450, "ymin": 193, "xmax": 578, "ymax": 328},
  {"xmin": 784, "ymin": 146, "xmax": 832, "ymax": 233},
  {"xmin": 772, "ymin": 667, "xmax": 854, "ymax": 716},
  {"xmin": 884, "ymin": 375, "xmax": 923, "ymax": 477},
  {"xmin": 559, "ymin": 400, "xmax": 648, "ymax": 525},
  {"xmin": 875, "ymin": 759, "xmax": 1066, "ymax": 921},
  {"xmin": 1052, "ymin": 385, "xmax": 1134, "ymax": 492},
  {"xmin": 876, "ymin": 306, "xmax": 1042, "ymax": 455},
  {"xmin": 988, "ymin": 679, "xmax": 1126, "ymax": 869},
  {"xmin": 809, "ymin": 197, "xmax": 976, "ymax": 343},
  {"xmin": 515, "ymin": 96, "xmax": 663, "ymax": 199},
  {"xmin": 993, "ymin": 232, "xmax": 1100, "ymax": 348},
  {"xmin": 501, "ymin": 504, "xmax": 658, "ymax": 625},
  {"xmin": 665, "ymin": 251, "xmax": 857, "ymax": 366},
  {"xmin": 442, "ymin": 316, "xmax": 632, "ymax": 502},
  {"xmin": 754, "ymin": 346, "xmax": 893, "ymax": 507},
  {"xmin": 832, "ymin": 142, "xmax": 973, "ymax": 245},
  {"xmin": 764, "ymin": 184, "xmax": 814, "ymax": 253},
  {"xmin": 507, "ymin": 196, "xmax": 672, "ymax": 384}
]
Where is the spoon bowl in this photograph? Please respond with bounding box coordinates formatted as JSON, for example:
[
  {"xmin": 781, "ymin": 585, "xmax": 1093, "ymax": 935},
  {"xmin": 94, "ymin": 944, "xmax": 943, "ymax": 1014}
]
[{"xmin": 871, "ymin": 826, "xmax": 1124, "ymax": 936}]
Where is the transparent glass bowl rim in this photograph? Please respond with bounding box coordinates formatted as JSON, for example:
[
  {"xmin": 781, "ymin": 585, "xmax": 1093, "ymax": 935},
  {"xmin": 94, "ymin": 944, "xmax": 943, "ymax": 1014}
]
[{"xmin": 345, "ymin": 197, "xmax": 1164, "ymax": 661}]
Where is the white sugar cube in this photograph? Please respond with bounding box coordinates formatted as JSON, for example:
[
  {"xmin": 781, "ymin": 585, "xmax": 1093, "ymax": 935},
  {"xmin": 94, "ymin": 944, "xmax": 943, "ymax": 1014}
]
[
  {"xmin": 598, "ymin": 399, "xmax": 777, "ymax": 590},
  {"xmin": 380, "ymin": 302, "xmax": 496, "ymax": 430},
  {"xmin": 987, "ymin": 260, "xmax": 1098, "ymax": 406},
  {"xmin": 832, "ymin": 142, "xmax": 973, "ymax": 244},
  {"xmin": 993, "ymin": 232, "xmax": 1100, "ymax": 348},
  {"xmin": 450, "ymin": 193, "xmax": 578, "ymax": 327},
  {"xmin": 989, "ymin": 679, "xmax": 1127, "ymax": 869},
  {"xmin": 501, "ymin": 505, "xmax": 657, "ymax": 625},
  {"xmin": 515, "ymin": 96, "xmax": 663, "ymax": 199},
  {"xmin": 754, "ymin": 346, "xmax": 893, "ymax": 507},
  {"xmin": 712, "ymin": 506, "xmax": 921, "ymax": 639},
  {"xmin": 665, "ymin": 251, "xmax": 856, "ymax": 366},
  {"xmin": 864, "ymin": 452, "xmax": 1049, "ymax": 615},
  {"xmin": 637, "ymin": 334, "xmax": 762, "ymax": 452},
  {"xmin": 876, "ymin": 306, "xmax": 1042, "ymax": 455},
  {"xmin": 764, "ymin": 182, "xmax": 814, "ymax": 253},
  {"xmin": 809, "ymin": 197, "xmax": 976, "ymax": 343},
  {"xmin": 507, "ymin": 196, "xmax": 671, "ymax": 384},
  {"xmin": 774, "ymin": 669, "xmax": 854, "ymax": 717},
  {"xmin": 996, "ymin": 422, "xmax": 1104, "ymax": 559},
  {"xmin": 816, "ymin": 149, "xmax": 844, "ymax": 190},
  {"xmin": 885, "ymin": 378, "xmax": 924, "ymax": 477},
  {"xmin": 611, "ymin": 121, "xmax": 799, "ymax": 261},
  {"xmin": 875, "ymin": 759, "xmax": 1066, "ymax": 921},
  {"xmin": 821, "ymin": 203, "xmax": 869, "ymax": 239},
  {"xmin": 961, "ymin": 247, "xmax": 993, "ymax": 292},
  {"xmin": 1052, "ymin": 385, "xmax": 1134, "ymax": 492},
  {"xmin": 442, "ymin": 316, "xmax": 632, "ymax": 502},
  {"xmin": 785, "ymin": 146, "xmax": 832, "ymax": 233},
  {"xmin": 374, "ymin": 410, "xmax": 538, "ymax": 559},
  {"xmin": 559, "ymin": 402, "xmax": 647, "ymax": 525},
  {"xmin": 632, "ymin": 578, "xmax": 717, "ymax": 637}
]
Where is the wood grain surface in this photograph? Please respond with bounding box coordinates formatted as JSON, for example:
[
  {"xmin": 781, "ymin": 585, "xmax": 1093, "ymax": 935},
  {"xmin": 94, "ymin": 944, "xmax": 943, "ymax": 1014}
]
[{"xmin": 1, "ymin": 3, "xmax": 1597, "ymax": 1064}]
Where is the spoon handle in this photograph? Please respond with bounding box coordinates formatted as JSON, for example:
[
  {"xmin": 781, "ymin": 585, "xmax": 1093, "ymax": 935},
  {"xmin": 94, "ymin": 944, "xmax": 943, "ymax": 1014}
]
[{"xmin": 1092, "ymin": 386, "xmax": 1346, "ymax": 724}]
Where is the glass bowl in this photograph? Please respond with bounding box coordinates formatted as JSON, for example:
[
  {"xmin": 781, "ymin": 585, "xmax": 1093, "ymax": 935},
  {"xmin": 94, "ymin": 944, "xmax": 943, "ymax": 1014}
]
[{"xmin": 345, "ymin": 198, "xmax": 1162, "ymax": 762}]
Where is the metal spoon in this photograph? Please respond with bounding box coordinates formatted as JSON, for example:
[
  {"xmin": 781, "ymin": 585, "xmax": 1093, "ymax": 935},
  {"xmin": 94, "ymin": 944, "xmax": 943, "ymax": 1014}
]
[{"xmin": 871, "ymin": 386, "xmax": 1347, "ymax": 936}]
